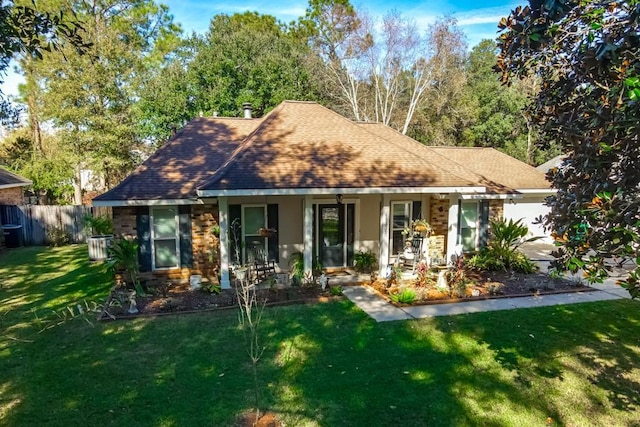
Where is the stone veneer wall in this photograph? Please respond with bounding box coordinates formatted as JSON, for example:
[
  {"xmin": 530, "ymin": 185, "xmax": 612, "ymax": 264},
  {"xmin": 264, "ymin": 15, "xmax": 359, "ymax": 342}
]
[
  {"xmin": 191, "ymin": 204, "xmax": 220, "ymax": 282},
  {"xmin": 489, "ymin": 200, "xmax": 504, "ymax": 222},
  {"xmin": 429, "ymin": 197, "xmax": 449, "ymax": 258},
  {"xmin": 111, "ymin": 205, "xmax": 220, "ymax": 286},
  {"xmin": 0, "ymin": 187, "xmax": 25, "ymax": 205}
]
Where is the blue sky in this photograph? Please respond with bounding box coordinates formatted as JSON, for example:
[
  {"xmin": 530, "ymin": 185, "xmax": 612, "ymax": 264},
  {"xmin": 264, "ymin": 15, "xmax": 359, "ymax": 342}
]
[
  {"xmin": 2, "ymin": 0, "xmax": 522, "ymax": 97},
  {"xmin": 163, "ymin": 0, "xmax": 521, "ymax": 45}
]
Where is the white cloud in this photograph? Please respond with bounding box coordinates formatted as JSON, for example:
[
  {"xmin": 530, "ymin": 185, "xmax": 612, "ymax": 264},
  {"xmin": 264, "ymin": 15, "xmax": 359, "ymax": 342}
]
[{"xmin": 453, "ymin": 4, "xmax": 518, "ymax": 27}]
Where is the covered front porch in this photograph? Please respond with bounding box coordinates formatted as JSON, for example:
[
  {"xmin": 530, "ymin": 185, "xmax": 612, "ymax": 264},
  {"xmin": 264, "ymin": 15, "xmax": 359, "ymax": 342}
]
[{"xmin": 214, "ymin": 189, "xmax": 481, "ymax": 289}]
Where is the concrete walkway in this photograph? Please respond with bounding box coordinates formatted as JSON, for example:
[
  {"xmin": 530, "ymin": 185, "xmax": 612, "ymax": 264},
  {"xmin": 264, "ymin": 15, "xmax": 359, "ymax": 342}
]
[
  {"xmin": 343, "ymin": 282, "xmax": 632, "ymax": 322},
  {"xmin": 343, "ymin": 242, "xmax": 636, "ymax": 322}
]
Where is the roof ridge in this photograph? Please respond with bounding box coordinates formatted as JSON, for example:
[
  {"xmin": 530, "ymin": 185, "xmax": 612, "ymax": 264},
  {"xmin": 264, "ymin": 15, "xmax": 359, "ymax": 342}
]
[
  {"xmin": 198, "ymin": 102, "xmax": 288, "ymax": 190},
  {"xmin": 433, "ymin": 146, "xmax": 547, "ymax": 175},
  {"xmin": 356, "ymin": 123, "xmax": 486, "ymax": 186},
  {"xmin": 95, "ymin": 121, "xmax": 196, "ymax": 200}
]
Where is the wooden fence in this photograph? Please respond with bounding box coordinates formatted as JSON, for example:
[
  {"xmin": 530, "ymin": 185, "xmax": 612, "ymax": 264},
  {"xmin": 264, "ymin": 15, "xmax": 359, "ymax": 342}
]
[{"xmin": 0, "ymin": 205, "xmax": 112, "ymax": 246}]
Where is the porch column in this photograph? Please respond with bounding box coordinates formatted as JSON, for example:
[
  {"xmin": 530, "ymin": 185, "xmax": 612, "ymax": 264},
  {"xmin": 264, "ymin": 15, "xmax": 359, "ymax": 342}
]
[
  {"xmin": 218, "ymin": 196, "xmax": 231, "ymax": 289},
  {"xmin": 303, "ymin": 195, "xmax": 313, "ymax": 275},
  {"xmin": 446, "ymin": 195, "xmax": 460, "ymax": 265},
  {"xmin": 378, "ymin": 194, "xmax": 391, "ymax": 276}
]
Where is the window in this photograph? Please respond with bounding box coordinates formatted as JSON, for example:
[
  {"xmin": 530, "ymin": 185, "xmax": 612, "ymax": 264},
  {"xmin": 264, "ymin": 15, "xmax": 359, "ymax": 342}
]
[
  {"xmin": 460, "ymin": 202, "xmax": 479, "ymax": 252},
  {"xmin": 243, "ymin": 205, "xmax": 267, "ymax": 263},
  {"xmin": 391, "ymin": 202, "xmax": 411, "ymax": 256},
  {"xmin": 151, "ymin": 207, "xmax": 180, "ymax": 269}
]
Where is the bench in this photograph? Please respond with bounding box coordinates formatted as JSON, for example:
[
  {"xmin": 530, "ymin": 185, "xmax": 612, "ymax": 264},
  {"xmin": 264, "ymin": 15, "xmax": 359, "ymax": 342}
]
[{"xmin": 251, "ymin": 260, "xmax": 277, "ymax": 284}]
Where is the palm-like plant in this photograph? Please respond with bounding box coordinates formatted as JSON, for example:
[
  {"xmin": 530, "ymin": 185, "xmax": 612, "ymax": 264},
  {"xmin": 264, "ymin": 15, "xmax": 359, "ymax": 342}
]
[
  {"xmin": 490, "ymin": 218, "xmax": 542, "ymax": 252},
  {"xmin": 107, "ymin": 238, "xmax": 145, "ymax": 295}
]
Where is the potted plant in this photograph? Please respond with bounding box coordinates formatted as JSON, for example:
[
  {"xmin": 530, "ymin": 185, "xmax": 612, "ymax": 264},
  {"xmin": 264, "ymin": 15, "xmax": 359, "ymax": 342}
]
[
  {"xmin": 84, "ymin": 214, "xmax": 114, "ymax": 261},
  {"xmin": 353, "ymin": 250, "xmax": 377, "ymax": 273}
]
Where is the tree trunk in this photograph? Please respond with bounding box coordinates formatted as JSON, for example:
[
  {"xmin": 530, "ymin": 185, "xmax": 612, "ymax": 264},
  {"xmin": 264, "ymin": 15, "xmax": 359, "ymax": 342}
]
[{"xmin": 74, "ymin": 164, "xmax": 83, "ymax": 205}]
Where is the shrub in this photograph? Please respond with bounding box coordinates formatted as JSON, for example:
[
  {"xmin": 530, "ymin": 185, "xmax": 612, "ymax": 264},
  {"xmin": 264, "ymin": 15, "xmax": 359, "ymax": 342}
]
[
  {"xmin": 107, "ymin": 238, "xmax": 145, "ymax": 295},
  {"xmin": 353, "ymin": 250, "xmax": 377, "ymax": 273},
  {"xmin": 83, "ymin": 214, "xmax": 113, "ymax": 236},
  {"xmin": 330, "ymin": 285, "xmax": 343, "ymax": 296},
  {"xmin": 288, "ymin": 252, "xmax": 304, "ymax": 285},
  {"xmin": 389, "ymin": 288, "xmax": 416, "ymax": 304},
  {"xmin": 46, "ymin": 226, "xmax": 71, "ymax": 247},
  {"xmin": 467, "ymin": 218, "xmax": 540, "ymax": 274}
]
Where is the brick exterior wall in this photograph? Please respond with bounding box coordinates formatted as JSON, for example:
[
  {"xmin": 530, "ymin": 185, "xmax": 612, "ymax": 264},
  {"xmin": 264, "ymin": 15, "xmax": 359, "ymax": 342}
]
[
  {"xmin": 0, "ymin": 187, "xmax": 25, "ymax": 205},
  {"xmin": 112, "ymin": 207, "xmax": 137, "ymax": 239},
  {"xmin": 429, "ymin": 197, "xmax": 449, "ymax": 258},
  {"xmin": 111, "ymin": 205, "xmax": 220, "ymax": 286},
  {"xmin": 191, "ymin": 204, "xmax": 220, "ymax": 281},
  {"xmin": 489, "ymin": 200, "xmax": 504, "ymax": 222}
]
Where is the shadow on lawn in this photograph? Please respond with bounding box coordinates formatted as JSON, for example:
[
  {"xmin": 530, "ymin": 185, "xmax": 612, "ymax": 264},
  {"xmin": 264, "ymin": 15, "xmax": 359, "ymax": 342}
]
[
  {"xmin": 0, "ymin": 245, "xmax": 111, "ymax": 317},
  {"xmin": 1, "ymin": 252, "xmax": 639, "ymax": 427}
]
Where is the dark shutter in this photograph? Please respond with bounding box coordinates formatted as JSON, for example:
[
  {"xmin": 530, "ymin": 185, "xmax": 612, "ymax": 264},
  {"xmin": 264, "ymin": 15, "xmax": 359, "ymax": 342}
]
[
  {"xmin": 136, "ymin": 207, "xmax": 152, "ymax": 272},
  {"xmin": 479, "ymin": 200, "xmax": 490, "ymax": 248},
  {"xmin": 229, "ymin": 204, "xmax": 242, "ymax": 264},
  {"xmin": 267, "ymin": 204, "xmax": 279, "ymax": 262},
  {"xmin": 178, "ymin": 205, "xmax": 193, "ymax": 267},
  {"xmin": 412, "ymin": 201, "xmax": 422, "ymax": 220}
]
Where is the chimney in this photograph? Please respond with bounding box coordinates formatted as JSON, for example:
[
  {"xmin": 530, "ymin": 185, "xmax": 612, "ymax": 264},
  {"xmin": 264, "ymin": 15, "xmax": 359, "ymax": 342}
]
[{"xmin": 243, "ymin": 102, "xmax": 252, "ymax": 119}]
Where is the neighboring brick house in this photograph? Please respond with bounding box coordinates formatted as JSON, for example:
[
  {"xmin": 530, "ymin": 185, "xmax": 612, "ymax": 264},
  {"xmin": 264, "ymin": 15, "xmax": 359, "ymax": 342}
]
[
  {"xmin": 93, "ymin": 101, "xmax": 552, "ymax": 288},
  {"xmin": 0, "ymin": 168, "xmax": 31, "ymax": 205}
]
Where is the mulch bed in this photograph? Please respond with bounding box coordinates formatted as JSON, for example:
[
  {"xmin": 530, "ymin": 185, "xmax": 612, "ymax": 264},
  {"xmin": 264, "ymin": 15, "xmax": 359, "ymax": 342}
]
[
  {"xmin": 369, "ymin": 270, "xmax": 593, "ymax": 306},
  {"xmin": 100, "ymin": 282, "xmax": 337, "ymax": 320},
  {"xmin": 101, "ymin": 270, "xmax": 594, "ymax": 319}
]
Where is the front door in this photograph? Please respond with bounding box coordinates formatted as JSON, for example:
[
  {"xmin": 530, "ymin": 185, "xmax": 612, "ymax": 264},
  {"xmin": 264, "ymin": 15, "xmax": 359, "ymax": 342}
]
[
  {"xmin": 316, "ymin": 203, "xmax": 356, "ymax": 268},
  {"xmin": 319, "ymin": 204, "xmax": 344, "ymax": 268}
]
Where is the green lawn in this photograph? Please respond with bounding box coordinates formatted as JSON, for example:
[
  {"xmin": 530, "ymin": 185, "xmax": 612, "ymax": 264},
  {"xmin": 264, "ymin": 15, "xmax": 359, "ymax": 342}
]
[{"xmin": 1, "ymin": 245, "xmax": 639, "ymax": 426}]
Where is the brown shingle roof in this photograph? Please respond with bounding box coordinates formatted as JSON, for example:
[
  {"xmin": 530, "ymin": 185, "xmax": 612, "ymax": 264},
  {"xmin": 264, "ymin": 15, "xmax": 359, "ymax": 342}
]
[
  {"xmin": 0, "ymin": 167, "xmax": 31, "ymax": 188},
  {"xmin": 200, "ymin": 101, "xmax": 479, "ymax": 191},
  {"xmin": 94, "ymin": 101, "xmax": 550, "ymax": 202},
  {"xmin": 429, "ymin": 147, "xmax": 551, "ymax": 191},
  {"xmin": 94, "ymin": 116, "xmax": 262, "ymax": 201}
]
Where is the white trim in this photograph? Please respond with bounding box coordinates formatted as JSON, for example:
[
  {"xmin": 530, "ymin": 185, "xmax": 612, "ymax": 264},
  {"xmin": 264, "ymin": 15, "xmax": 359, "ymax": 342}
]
[
  {"xmin": 446, "ymin": 197, "xmax": 460, "ymax": 264},
  {"xmin": 460, "ymin": 194, "xmax": 523, "ymax": 200},
  {"xmin": 378, "ymin": 195, "xmax": 391, "ymax": 276},
  {"xmin": 93, "ymin": 199, "xmax": 203, "ymax": 207},
  {"xmin": 218, "ymin": 197, "xmax": 231, "ymax": 289},
  {"xmin": 303, "ymin": 196, "xmax": 313, "ymax": 275},
  {"xmin": 197, "ymin": 186, "xmax": 485, "ymax": 198},
  {"xmin": 390, "ymin": 201, "xmax": 412, "ymax": 257},
  {"xmin": 0, "ymin": 183, "xmax": 31, "ymax": 190},
  {"xmin": 516, "ymin": 189, "xmax": 556, "ymax": 194},
  {"xmin": 150, "ymin": 206, "xmax": 181, "ymax": 271}
]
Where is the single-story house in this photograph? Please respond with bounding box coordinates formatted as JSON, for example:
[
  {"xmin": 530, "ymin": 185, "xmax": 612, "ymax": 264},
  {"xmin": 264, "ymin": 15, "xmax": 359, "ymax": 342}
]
[
  {"xmin": 93, "ymin": 100, "xmax": 552, "ymax": 288},
  {"xmin": 0, "ymin": 168, "xmax": 31, "ymax": 205}
]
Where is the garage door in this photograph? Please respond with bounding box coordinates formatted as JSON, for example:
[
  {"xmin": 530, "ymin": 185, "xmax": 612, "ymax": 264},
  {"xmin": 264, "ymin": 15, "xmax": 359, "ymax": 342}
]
[{"xmin": 502, "ymin": 197, "xmax": 552, "ymax": 243}]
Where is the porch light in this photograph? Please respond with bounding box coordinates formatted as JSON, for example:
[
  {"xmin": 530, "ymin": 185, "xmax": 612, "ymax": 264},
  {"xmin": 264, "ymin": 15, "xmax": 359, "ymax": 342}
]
[{"xmin": 336, "ymin": 193, "xmax": 343, "ymax": 205}]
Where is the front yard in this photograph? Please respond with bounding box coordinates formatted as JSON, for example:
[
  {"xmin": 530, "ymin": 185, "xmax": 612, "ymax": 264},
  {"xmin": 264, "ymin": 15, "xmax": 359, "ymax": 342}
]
[{"xmin": 1, "ymin": 245, "xmax": 639, "ymax": 426}]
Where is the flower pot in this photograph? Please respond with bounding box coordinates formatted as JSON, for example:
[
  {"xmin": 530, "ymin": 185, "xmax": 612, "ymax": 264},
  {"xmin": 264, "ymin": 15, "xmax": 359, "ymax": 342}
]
[{"xmin": 414, "ymin": 224, "xmax": 428, "ymax": 233}]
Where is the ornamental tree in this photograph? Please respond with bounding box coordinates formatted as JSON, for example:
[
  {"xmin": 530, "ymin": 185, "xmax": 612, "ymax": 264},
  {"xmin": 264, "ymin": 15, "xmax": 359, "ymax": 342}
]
[{"xmin": 496, "ymin": 0, "xmax": 640, "ymax": 297}]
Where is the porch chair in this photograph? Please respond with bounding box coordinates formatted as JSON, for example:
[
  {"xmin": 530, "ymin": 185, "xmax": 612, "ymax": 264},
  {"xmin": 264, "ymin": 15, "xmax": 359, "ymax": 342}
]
[{"xmin": 400, "ymin": 236, "xmax": 424, "ymax": 273}]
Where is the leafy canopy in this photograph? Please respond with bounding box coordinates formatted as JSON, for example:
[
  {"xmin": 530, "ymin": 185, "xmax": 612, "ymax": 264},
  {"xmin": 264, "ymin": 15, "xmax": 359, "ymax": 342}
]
[{"xmin": 497, "ymin": 1, "xmax": 640, "ymax": 297}]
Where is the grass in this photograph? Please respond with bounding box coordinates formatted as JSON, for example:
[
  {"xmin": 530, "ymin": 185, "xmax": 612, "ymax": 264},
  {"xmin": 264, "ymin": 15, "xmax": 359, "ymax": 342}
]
[{"xmin": 1, "ymin": 245, "xmax": 640, "ymax": 426}]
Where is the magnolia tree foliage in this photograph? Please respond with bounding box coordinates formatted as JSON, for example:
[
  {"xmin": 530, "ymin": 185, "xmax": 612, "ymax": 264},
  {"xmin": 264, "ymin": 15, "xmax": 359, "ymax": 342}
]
[{"xmin": 497, "ymin": 0, "xmax": 640, "ymax": 296}]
